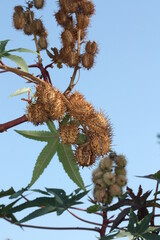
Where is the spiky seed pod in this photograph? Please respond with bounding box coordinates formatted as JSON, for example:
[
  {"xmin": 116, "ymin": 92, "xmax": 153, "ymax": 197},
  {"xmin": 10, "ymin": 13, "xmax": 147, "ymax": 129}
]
[
  {"xmin": 32, "ymin": 19, "xmax": 44, "ymax": 35},
  {"xmin": 59, "ymin": 0, "xmax": 77, "ymax": 13},
  {"xmin": 39, "ymin": 83, "xmax": 67, "ymax": 120},
  {"xmin": 68, "ymin": 91, "xmax": 95, "ymax": 122},
  {"xmin": 60, "ymin": 46, "xmax": 72, "ymax": 64},
  {"xmin": 81, "ymin": 1, "xmax": 95, "ymax": 15},
  {"xmin": 90, "ymin": 135, "xmax": 110, "ymax": 156},
  {"xmin": 14, "ymin": 5, "xmax": 24, "ymax": 14},
  {"xmin": 109, "ymin": 152, "xmax": 117, "ymax": 160},
  {"xmin": 114, "ymin": 155, "xmax": 127, "ymax": 167},
  {"xmin": 82, "ymin": 53, "xmax": 94, "ymax": 69},
  {"xmin": 86, "ymin": 41, "xmax": 98, "ymax": 55},
  {"xmin": 55, "ymin": 9, "xmax": 74, "ymax": 29},
  {"xmin": 116, "ymin": 175, "xmax": 127, "ymax": 187},
  {"xmin": 115, "ymin": 167, "xmax": 126, "ymax": 176},
  {"xmin": 109, "ymin": 183, "xmax": 122, "ymax": 197},
  {"xmin": 92, "ymin": 168, "xmax": 104, "ymax": 183},
  {"xmin": 76, "ymin": 14, "xmax": 90, "ymax": 29},
  {"xmin": 68, "ymin": 51, "xmax": 78, "ymax": 67},
  {"xmin": 75, "ymin": 144, "xmax": 96, "ymax": 166},
  {"xmin": 13, "ymin": 12, "xmax": 25, "ymax": 30},
  {"xmin": 61, "ymin": 30, "xmax": 75, "ymax": 47},
  {"xmin": 24, "ymin": 11, "xmax": 34, "ymax": 24},
  {"xmin": 27, "ymin": 102, "xmax": 48, "ymax": 125},
  {"xmin": 94, "ymin": 187, "xmax": 108, "ymax": 203},
  {"xmin": 34, "ymin": 0, "xmax": 45, "ymax": 9},
  {"xmin": 60, "ymin": 123, "xmax": 79, "ymax": 144},
  {"xmin": 94, "ymin": 178, "xmax": 106, "ymax": 188},
  {"xmin": 103, "ymin": 172, "xmax": 116, "ymax": 186},
  {"xmin": 23, "ymin": 24, "xmax": 34, "ymax": 35},
  {"xmin": 38, "ymin": 36, "xmax": 48, "ymax": 49},
  {"xmin": 99, "ymin": 157, "xmax": 113, "ymax": 171}
]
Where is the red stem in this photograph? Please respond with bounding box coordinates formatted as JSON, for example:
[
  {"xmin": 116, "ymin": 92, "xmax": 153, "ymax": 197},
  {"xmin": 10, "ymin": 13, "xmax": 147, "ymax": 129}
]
[
  {"xmin": 0, "ymin": 115, "xmax": 28, "ymax": 133},
  {"xmin": 100, "ymin": 211, "xmax": 108, "ymax": 237}
]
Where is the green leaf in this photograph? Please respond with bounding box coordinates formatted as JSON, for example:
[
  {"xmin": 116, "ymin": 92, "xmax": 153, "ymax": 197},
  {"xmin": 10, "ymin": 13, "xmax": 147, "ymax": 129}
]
[
  {"xmin": 136, "ymin": 212, "xmax": 153, "ymax": 234},
  {"xmin": 29, "ymin": 139, "xmax": 59, "ymax": 187},
  {"xmin": 0, "ymin": 39, "xmax": 10, "ymax": 54},
  {"xmin": 15, "ymin": 130, "xmax": 58, "ymax": 142},
  {"xmin": 46, "ymin": 121, "xmax": 57, "ymax": 134},
  {"xmin": 9, "ymin": 87, "xmax": 31, "ymax": 98},
  {"xmin": 9, "ymin": 187, "xmax": 28, "ymax": 199},
  {"xmin": 76, "ymin": 133, "xmax": 87, "ymax": 145},
  {"xmin": 57, "ymin": 143, "xmax": 85, "ymax": 190},
  {"xmin": 7, "ymin": 47, "xmax": 39, "ymax": 55},
  {"xmin": 87, "ymin": 204, "xmax": 100, "ymax": 213},
  {"xmin": 0, "ymin": 187, "xmax": 15, "ymax": 198},
  {"xmin": 3, "ymin": 54, "xmax": 29, "ymax": 72},
  {"xmin": 46, "ymin": 188, "xmax": 66, "ymax": 205},
  {"xmin": 128, "ymin": 208, "xmax": 137, "ymax": 235},
  {"xmin": 142, "ymin": 233, "xmax": 160, "ymax": 240},
  {"xmin": 31, "ymin": 189, "xmax": 50, "ymax": 196},
  {"xmin": 19, "ymin": 205, "xmax": 56, "ymax": 223}
]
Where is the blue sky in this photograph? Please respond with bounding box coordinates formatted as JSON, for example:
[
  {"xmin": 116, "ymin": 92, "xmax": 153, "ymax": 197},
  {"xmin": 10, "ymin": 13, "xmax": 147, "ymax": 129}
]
[{"xmin": 1, "ymin": 1, "xmax": 160, "ymax": 239}]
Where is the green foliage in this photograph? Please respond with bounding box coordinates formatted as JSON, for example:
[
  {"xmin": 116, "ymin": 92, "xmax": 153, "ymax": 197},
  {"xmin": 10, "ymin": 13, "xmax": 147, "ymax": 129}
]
[
  {"xmin": 16, "ymin": 121, "xmax": 85, "ymax": 190},
  {"xmin": 0, "ymin": 39, "xmax": 38, "ymax": 72}
]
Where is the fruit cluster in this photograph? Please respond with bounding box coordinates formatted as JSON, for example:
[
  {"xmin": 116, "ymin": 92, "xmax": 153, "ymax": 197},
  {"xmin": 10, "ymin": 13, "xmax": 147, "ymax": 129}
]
[
  {"xmin": 27, "ymin": 82, "xmax": 112, "ymax": 166},
  {"xmin": 13, "ymin": 0, "xmax": 48, "ymax": 49},
  {"xmin": 92, "ymin": 152, "xmax": 127, "ymax": 203},
  {"xmin": 55, "ymin": 0, "xmax": 98, "ymax": 69}
]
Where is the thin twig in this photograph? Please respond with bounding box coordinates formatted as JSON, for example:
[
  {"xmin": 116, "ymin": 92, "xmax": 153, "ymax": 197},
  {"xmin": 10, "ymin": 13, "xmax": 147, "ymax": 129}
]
[
  {"xmin": 3, "ymin": 216, "xmax": 100, "ymax": 233},
  {"xmin": 67, "ymin": 209, "xmax": 103, "ymax": 226},
  {"xmin": 69, "ymin": 206, "xmax": 102, "ymax": 216}
]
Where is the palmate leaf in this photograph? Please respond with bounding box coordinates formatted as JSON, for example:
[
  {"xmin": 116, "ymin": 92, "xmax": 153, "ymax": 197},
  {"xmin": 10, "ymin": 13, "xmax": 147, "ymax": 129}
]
[
  {"xmin": 29, "ymin": 139, "xmax": 59, "ymax": 187},
  {"xmin": 3, "ymin": 53, "xmax": 29, "ymax": 72},
  {"xmin": 57, "ymin": 143, "xmax": 85, "ymax": 190},
  {"xmin": 15, "ymin": 130, "xmax": 58, "ymax": 142}
]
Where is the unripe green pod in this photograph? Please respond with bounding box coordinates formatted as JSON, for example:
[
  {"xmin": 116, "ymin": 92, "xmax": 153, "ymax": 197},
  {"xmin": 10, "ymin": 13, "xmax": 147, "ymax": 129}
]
[
  {"xmin": 103, "ymin": 172, "xmax": 115, "ymax": 186},
  {"xmin": 99, "ymin": 157, "xmax": 113, "ymax": 171},
  {"xmin": 116, "ymin": 175, "xmax": 127, "ymax": 187}
]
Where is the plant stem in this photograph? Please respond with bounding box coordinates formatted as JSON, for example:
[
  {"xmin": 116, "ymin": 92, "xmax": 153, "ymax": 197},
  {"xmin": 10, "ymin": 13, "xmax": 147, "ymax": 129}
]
[
  {"xmin": 3, "ymin": 216, "xmax": 100, "ymax": 233},
  {"xmin": 151, "ymin": 181, "xmax": 159, "ymax": 226},
  {"xmin": 100, "ymin": 211, "xmax": 108, "ymax": 237},
  {"xmin": 0, "ymin": 115, "xmax": 28, "ymax": 133}
]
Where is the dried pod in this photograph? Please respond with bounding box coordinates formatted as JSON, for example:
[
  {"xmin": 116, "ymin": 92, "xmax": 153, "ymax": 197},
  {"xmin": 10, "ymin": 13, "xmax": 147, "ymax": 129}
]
[
  {"xmin": 68, "ymin": 91, "xmax": 95, "ymax": 122},
  {"xmin": 91, "ymin": 135, "xmax": 111, "ymax": 156},
  {"xmin": 27, "ymin": 102, "xmax": 48, "ymax": 125},
  {"xmin": 68, "ymin": 51, "xmax": 78, "ymax": 67},
  {"xmin": 32, "ymin": 19, "xmax": 44, "ymax": 35},
  {"xmin": 86, "ymin": 41, "xmax": 98, "ymax": 55},
  {"xmin": 61, "ymin": 30, "xmax": 75, "ymax": 47},
  {"xmin": 81, "ymin": 1, "xmax": 95, "ymax": 15},
  {"xmin": 14, "ymin": 5, "xmax": 24, "ymax": 14},
  {"xmin": 13, "ymin": 12, "xmax": 25, "ymax": 30},
  {"xmin": 59, "ymin": 0, "xmax": 77, "ymax": 13},
  {"xmin": 24, "ymin": 10, "xmax": 34, "ymax": 24},
  {"xmin": 76, "ymin": 14, "xmax": 89, "ymax": 29},
  {"xmin": 23, "ymin": 23, "xmax": 34, "ymax": 35},
  {"xmin": 34, "ymin": 0, "xmax": 45, "ymax": 9},
  {"xmin": 60, "ymin": 122, "xmax": 79, "ymax": 144},
  {"xmin": 60, "ymin": 46, "xmax": 72, "ymax": 63},
  {"xmin": 38, "ymin": 36, "xmax": 48, "ymax": 49},
  {"xmin": 82, "ymin": 53, "xmax": 94, "ymax": 69},
  {"xmin": 75, "ymin": 144, "xmax": 96, "ymax": 166},
  {"xmin": 55, "ymin": 9, "xmax": 73, "ymax": 29}
]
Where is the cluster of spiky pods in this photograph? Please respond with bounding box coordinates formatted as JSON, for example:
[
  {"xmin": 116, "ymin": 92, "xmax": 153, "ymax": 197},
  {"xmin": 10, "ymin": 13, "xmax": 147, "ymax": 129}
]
[
  {"xmin": 55, "ymin": 0, "xmax": 98, "ymax": 69},
  {"xmin": 92, "ymin": 152, "xmax": 127, "ymax": 203},
  {"xmin": 27, "ymin": 82, "xmax": 112, "ymax": 167},
  {"xmin": 13, "ymin": 0, "xmax": 48, "ymax": 49}
]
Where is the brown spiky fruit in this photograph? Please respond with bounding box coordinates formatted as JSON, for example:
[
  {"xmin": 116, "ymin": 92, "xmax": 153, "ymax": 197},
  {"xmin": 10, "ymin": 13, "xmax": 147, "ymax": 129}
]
[
  {"xmin": 36, "ymin": 83, "xmax": 67, "ymax": 120},
  {"xmin": 91, "ymin": 135, "xmax": 111, "ymax": 156},
  {"xmin": 23, "ymin": 23, "xmax": 33, "ymax": 35},
  {"xmin": 59, "ymin": 0, "xmax": 77, "ymax": 13},
  {"xmin": 61, "ymin": 30, "xmax": 75, "ymax": 47},
  {"xmin": 60, "ymin": 122, "xmax": 79, "ymax": 144},
  {"xmin": 76, "ymin": 14, "xmax": 90, "ymax": 29},
  {"xmin": 60, "ymin": 46, "xmax": 72, "ymax": 64},
  {"xmin": 82, "ymin": 53, "xmax": 94, "ymax": 69},
  {"xmin": 86, "ymin": 41, "xmax": 98, "ymax": 55},
  {"xmin": 55, "ymin": 9, "xmax": 74, "ymax": 29},
  {"xmin": 32, "ymin": 19, "xmax": 45, "ymax": 36},
  {"xmin": 68, "ymin": 91, "xmax": 95, "ymax": 122},
  {"xmin": 27, "ymin": 102, "xmax": 48, "ymax": 125},
  {"xmin": 14, "ymin": 5, "xmax": 24, "ymax": 14},
  {"xmin": 75, "ymin": 144, "xmax": 96, "ymax": 166},
  {"xmin": 24, "ymin": 10, "xmax": 34, "ymax": 24},
  {"xmin": 13, "ymin": 12, "xmax": 25, "ymax": 30},
  {"xmin": 38, "ymin": 36, "xmax": 48, "ymax": 49},
  {"xmin": 68, "ymin": 51, "xmax": 78, "ymax": 67},
  {"xmin": 34, "ymin": 0, "xmax": 45, "ymax": 9},
  {"xmin": 81, "ymin": 1, "xmax": 95, "ymax": 16}
]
